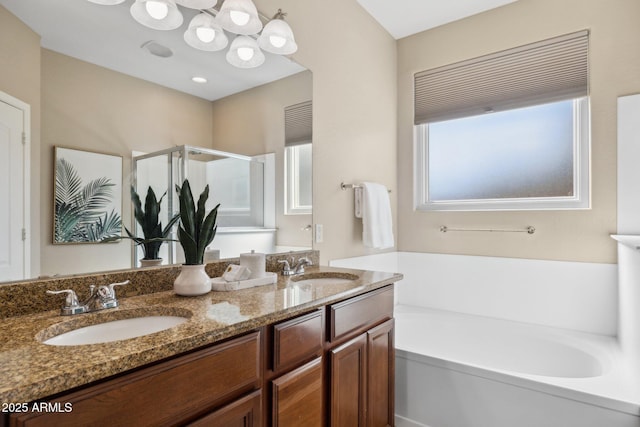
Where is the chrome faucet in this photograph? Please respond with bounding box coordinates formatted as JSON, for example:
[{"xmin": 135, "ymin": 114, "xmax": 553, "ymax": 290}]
[
  {"xmin": 293, "ymin": 257, "xmax": 312, "ymax": 274},
  {"xmin": 278, "ymin": 257, "xmax": 312, "ymax": 276},
  {"xmin": 84, "ymin": 281, "xmax": 130, "ymax": 311},
  {"xmin": 45, "ymin": 289, "xmax": 88, "ymax": 315},
  {"xmin": 47, "ymin": 280, "xmax": 130, "ymax": 316}
]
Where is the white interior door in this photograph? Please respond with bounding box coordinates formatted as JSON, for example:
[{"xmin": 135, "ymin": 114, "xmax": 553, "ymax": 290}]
[{"xmin": 0, "ymin": 99, "xmax": 26, "ymax": 281}]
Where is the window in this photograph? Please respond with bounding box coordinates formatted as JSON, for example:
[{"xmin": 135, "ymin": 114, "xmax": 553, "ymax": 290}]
[
  {"xmin": 285, "ymin": 143, "xmax": 312, "ymax": 214},
  {"xmin": 284, "ymin": 101, "xmax": 312, "ymax": 215},
  {"xmin": 413, "ymin": 31, "xmax": 590, "ymax": 211},
  {"xmin": 415, "ymin": 98, "xmax": 590, "ymax": 210}
]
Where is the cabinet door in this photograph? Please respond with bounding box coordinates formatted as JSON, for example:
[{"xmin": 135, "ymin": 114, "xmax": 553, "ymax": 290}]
[
  {"xmin": 367, "ymin": 319, "xmax": 394, "ymax": 427},
  {"xmin": 187, "ymin": 390, "xmax": 262, "ymax": 427},
  {"xmin": 271, "ymin": 357, "xmax": 323, "ymax": 427},
  {"xmin": 329, "ymin": 334, "xmax": 367, "ymax": 427}
]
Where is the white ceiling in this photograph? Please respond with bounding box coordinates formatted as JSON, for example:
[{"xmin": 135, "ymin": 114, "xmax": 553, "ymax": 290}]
[
  {"xmin": 356, "ymin": 0, "xmax": 519, "ymax": 39},
  {"xmin": 0, "ymin": 0, "xmax": 305, "ymax": 101},
  {"xmin": 2, "ymin": 0, "xmax": 519, "ymax": 101}
]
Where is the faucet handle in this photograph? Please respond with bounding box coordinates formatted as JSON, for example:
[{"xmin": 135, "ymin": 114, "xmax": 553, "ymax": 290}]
[
  {"xmin": 46, "ymin": 289, "xmax": 88, "ymax": 315},
  {"xmin": 96, "ymin": 280, "xmax": 129, "ymax": 309},
  {"xmin": 106, "ymin": 280, "xmax": 130, "ymax": 298},
  {"xmin": 278, "ymin": 259, "xmax": 292, "ymax": 275}
]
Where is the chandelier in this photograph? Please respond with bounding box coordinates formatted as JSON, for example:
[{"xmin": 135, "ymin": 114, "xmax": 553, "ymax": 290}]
[{"xmin": 87, "ymin": 0, "xmax": 297, "ymax": 69}]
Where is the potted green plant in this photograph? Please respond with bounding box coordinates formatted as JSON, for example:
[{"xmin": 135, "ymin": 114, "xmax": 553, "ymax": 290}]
[
  {"xmin": 173, "ymin": 179, "xmax": 220, "ymax": 296},
  {"xmin": 104, "ymin": 186, "xmax": 179, "ymax": 267}
]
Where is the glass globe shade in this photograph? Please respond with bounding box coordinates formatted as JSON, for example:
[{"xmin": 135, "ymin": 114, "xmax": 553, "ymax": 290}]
[
  {"xmin": 216, "ymin": 0, "xmax": 262, "ymax": 35},
  {"xmin": 269, "ymin": 35, "xmax": 287, "ymax": 48},
  {"xmin": 184, "ymin": 13, "xmax": 228, "ymax": 51},
  {"xmin": 237, "ymin": 47, "xmax": 254, "ymax": 61},
  {"xmin": 175, "ymin": 0, "xmax": 218, "ymax": 9},
  {"xmin": 145, "ymin": 1, "xmax": 169, "ymax": 20},
  {"xmin": 196, "ymin": 27, "xmax": 216, "ymax": 43},
  {"xmin": 230, "ymin": 10, "xmax": 250, "ymax": 26},
  {"xmin": 257, "ymin": 18, "xmax": 297, "ymax": 55},
  {"xmin": 226, "ymin": 35, "xmax": 265, "ymax": 68},
  {"xmin": 131, "ymin": 0, "xmax": 183, "ymax": 30}
]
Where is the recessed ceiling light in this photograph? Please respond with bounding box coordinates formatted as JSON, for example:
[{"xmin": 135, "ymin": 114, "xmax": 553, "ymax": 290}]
[{"xmin": 192, "ymin": 76, "xmax": 208, "ymax": 83}]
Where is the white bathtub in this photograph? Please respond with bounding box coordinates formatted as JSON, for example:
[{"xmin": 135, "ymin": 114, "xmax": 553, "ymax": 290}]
[
  {"xmin": 330, "ymin": 252, "xmax": 640, "ymax": 427},
  {"xmin": 394, "ymin": 305, "xmax": 640, "ymax": 427}
]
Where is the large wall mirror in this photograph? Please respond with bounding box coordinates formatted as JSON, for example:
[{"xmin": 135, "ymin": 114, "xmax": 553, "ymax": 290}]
[{"xmin": 0, "ymin": 0, "xmax": 313, "ymax": 283}]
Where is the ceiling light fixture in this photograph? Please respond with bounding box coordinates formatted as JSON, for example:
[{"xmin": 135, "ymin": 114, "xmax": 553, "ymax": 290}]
[
  {"xmin": 184, "ymin": 12, "xmax": 228, "ymax": 51},
  {"xmin": 257, "ymin": 9, "xmax": 297, "ymax": 55},
  {"xmin": 130, "ymin": 0, "xmax": 183, "ymax": 30},
  {"xmin": 192, "ymin": 76, "xmax": 208, "ymax": 83},
  {"xmin": 216, "ymin": 0, "xmax": 262, "ymax": 35},
  {"xmin": 93, "ymin": 0, "xmax": 297, "ymax": 69},
  {"xmin": 226, "ymin": 35, "xmax": 265, "ymax": 68},
  {"xmin": 175, "ymin": 0, "xmax": 217, "ymax": 8},
  {"xmin": 88, "ymin": 0, "xmax": 127, "ymax": 4}
]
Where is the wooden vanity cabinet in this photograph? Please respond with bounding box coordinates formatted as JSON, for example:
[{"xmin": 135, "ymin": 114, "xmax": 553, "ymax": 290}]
[
  {"xmin": 328, "ymin": 286, "xmax": 395, "ymax": 427},
  {"xmin": 6, "ymin": 284, "xmax": 395, "ymax": 427}
]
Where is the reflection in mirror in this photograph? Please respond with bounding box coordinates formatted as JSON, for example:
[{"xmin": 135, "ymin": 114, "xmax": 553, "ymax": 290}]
[
  {"xmin": 0, "ymin": 2, "xmax": 312, "ymax": 283},
  {"xmin": 284, "ymin": 101, "xmax": 313, "ymax": 216},
  {"xmin": 133, "ymin": 145, "xmax": 276, "ymax": 265},
  {"xmin": 285, "ymin": 143, "xmax": 312, "ymax": 215}
]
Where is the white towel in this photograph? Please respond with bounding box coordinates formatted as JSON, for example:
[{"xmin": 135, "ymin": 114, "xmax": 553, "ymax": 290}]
[{"xmin": 361, "ymin": 182, "xmax": 394, "ymax": 249}]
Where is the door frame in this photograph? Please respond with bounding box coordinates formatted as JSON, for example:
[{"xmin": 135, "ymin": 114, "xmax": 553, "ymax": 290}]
[{"xmin": 0, "ymin": 90, "xmax": 31, "ymax": 279}]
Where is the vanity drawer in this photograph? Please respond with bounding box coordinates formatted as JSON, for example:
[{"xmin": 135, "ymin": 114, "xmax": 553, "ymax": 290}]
[
  {"xmin": 11, "ymin": 331, "xmax": 261, "ymax": 427},
  {"xmin": 329, "ymin": 285, "xmax": 394, "ymax": 342},
  {"xmin": 186, "ymin": 390, "xmax": 262, "ymax": 427},
  {"xmin": 273, "ymin": 309, "xmax": 324, "ymax": 372}
]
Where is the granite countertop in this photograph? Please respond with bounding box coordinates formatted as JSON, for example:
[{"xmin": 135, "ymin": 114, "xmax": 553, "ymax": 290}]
[{"xmin": 0, "ymin": 266, "xmax": 401, "ymax": 404}]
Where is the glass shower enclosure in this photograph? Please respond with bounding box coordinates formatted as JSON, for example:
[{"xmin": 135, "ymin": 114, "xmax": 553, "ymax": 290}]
[{"xmin": 131, "ymin": 145, "xmax": 273, "ymax": 267}]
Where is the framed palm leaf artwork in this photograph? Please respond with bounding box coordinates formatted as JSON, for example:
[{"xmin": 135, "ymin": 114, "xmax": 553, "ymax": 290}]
[{"xmin": 53, "ymin": 146, "xmax": 123, "ymax": 244}]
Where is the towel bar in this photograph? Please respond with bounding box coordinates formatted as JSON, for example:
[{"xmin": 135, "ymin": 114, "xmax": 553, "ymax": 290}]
[
  {"xmin": 341, "ymin": 182, "xmax": 392, "ymax": 193},
  {"xmin": 440, "ymin": 226, "xmax": 536, "ymax": 234},
  {"xmin": 341, "ymin": 182, "xmax": 361, "ymax": 190}
]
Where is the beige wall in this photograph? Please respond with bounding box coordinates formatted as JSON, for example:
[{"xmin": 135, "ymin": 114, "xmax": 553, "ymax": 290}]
[
  {"xmin": 10, "ymin": 0, "xmax": 615, "ymax": 272},
  {"xmin": 256, "ymin": 0, "xmax": 398, "ymax": 264},
  {"xmin": 0, "ymin": 6, "xmax": 42, "ymax": 277},
  {"xmin": 397, "ymin": 0, "xmax": 640, "ymax": 264},
  {"xmin": 210, "ymin": 70, "xmax": 313, "ymax": 249},
  {"xmin": 40, "ymin": 50, "xmax": 214, "ymax": 276}
]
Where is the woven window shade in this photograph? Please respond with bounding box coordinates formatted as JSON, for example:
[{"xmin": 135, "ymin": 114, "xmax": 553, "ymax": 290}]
[
  {"xmin": 414, "ymin": 30, "xmax": 589, "ymax": 124},
  {"xmin": 285, "ymin": 100, "xmax": 312, "ymax": 146}
]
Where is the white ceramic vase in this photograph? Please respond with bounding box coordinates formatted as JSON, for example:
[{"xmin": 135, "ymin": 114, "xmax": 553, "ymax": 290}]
[
  {"xmin": 174, "ymin": 264, "xmax": 211, "ymax": 296},
  {"xmin": 140, "ymin": 258, "xmax": 163, "ymax": 268}
]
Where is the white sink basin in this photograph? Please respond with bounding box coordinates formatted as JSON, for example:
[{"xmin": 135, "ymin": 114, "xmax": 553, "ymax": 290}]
[{"xmin": 42, "ymin": 316, "xmax": 188, "ymax": 346}]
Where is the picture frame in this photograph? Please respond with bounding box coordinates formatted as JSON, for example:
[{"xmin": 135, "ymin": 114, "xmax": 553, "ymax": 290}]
[{"xmin": 53, "ymin": 146, "xmax": 123, "ymax": 244}]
